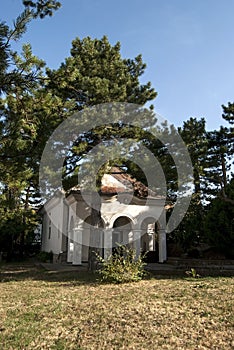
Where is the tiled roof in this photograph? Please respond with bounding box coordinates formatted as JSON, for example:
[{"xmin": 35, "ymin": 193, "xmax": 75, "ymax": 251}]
[
  {"xmin": 68, "ymin": 167, "xmax": 161, "ymax": 199},
  {"xmin": 101, "ymin": 167, "xmax": 146, "ymax": 197}
]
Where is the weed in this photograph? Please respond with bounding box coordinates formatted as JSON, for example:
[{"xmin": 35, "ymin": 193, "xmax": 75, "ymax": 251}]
[{"xmin": 185, "ymin": 268, "xmax": 201, "ymax": 278}]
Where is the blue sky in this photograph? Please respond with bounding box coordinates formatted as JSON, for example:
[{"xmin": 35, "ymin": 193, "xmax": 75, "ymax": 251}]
[{"xmin": 1, "ymin": 0, "xmax": 234, "ymax": 130}]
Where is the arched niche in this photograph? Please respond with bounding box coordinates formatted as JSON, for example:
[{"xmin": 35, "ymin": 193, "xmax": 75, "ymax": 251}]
[
  {"xmin": 140, "ymin": 217, "xmax": 159, "ymax": 262},
  {"xmin": 112, "ymin": 216, "xmax": 133, "ymax": 250}
]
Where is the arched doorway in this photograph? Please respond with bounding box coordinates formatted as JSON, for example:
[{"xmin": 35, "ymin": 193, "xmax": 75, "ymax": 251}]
[
  {"xmin": 112, "ymin": 216, "xmax": 133, "ymax": 252},
  {"xmin": 141, "ymin": 217, "xmax": 158, "ymax": 262},
  {"xmin": 83, "ymin": 216, "xmax": 105, "ymax": 261}
]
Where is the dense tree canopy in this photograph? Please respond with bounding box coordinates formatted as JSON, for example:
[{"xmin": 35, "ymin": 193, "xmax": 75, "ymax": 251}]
[{"xmin": 205, "ymin": 177, "xmax": 234, "ymax": 258}]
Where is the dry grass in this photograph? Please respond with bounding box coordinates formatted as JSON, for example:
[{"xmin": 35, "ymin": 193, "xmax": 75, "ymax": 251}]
[{"xmin": 0, "ymin": 263, "xmax": 233, "ymax": 350}]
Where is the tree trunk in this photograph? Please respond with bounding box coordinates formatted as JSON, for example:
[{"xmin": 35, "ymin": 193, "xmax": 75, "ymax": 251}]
[{"xmin": 88, "ymin": 191, "xmax": 102, "ymax": 272}]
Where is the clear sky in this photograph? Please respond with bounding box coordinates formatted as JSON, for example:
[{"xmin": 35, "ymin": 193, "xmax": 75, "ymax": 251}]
[{"xmin": 1, "ymin": 0, "xmax": 234, "ymax": 130}]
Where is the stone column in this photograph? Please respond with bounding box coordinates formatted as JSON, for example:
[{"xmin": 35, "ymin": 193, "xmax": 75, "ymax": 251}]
[
  {"xmin": 158, "ymin": 229, "xmax": 167, "ymax": 263},
  {"xmin": 103, "ymin": 228, "xmax": 113, "ymax": 260},
  {"xmin": 72, "ymin": 227, "xmax": 82, "ymax": 265},
  {"xmin": 127, "ymin": 230, "xmax": 133, "ymax": 249},
  {"xmin": 148, "ymin": 233, "xmax": 154, "ymax": 251},
  {"xmin": 133, "ymin": 229, "xmax": 142, "ymax": 258}
]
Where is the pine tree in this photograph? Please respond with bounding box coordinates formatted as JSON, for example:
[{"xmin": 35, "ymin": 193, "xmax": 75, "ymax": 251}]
[
  {"xmin": 222, "ymin": 102, "xmax": 234, "ymax": 173},
  {"xmin": 170, "ymin": 118, "xmax": 209, "ymax": 252},
  {"xmin": 205, "ymin": 126, "xmax": 232, "ymax": 201},
  {"xmin": 0, "ymin": 1, "xmax": 61, "ymax": 94},
  {"xmin": 46, "ymin": 36, "xmax": 157, "ymax": 181},
  {"xmin": 0, "ymin": 1, "xmax": 61, "ymax": 257},
  {"xmin": 222, "ymin": 102, "xmax": 234, "ymax": 124},
  {"xmin": 204, "ymin": 177, "xmax": 234, "ymax": 258}
]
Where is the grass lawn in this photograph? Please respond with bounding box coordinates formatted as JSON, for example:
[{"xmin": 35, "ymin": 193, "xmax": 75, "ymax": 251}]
[{"xmin": 0, "ymin": 263, "xmax": 233, "ymax": 350}]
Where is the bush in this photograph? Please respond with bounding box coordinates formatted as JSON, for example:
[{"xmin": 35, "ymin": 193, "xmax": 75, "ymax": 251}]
[
  {"xmin": 37, "ymin": 250, "xmax": 53, "ymax": 263},
  {"xmin": 96, "ymin": 245, "xmax": 147, "ymax": 284}
]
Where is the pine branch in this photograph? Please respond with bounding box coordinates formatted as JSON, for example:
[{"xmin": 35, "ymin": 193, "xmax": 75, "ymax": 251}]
[
  {"xmin": 23, "ymin": 0, "xmax": 61, "ymax": 18},
  {"xmin": 5, "ymin": 9, "xmax": 32, "ymax": 46}
]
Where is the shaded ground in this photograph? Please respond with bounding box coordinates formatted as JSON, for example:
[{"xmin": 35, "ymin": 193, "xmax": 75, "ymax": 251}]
[
  {"xmin": 0, "ymin": 262, "xmax": 233, "ymax": 349},
  {"xmin": 0, "ymin": 262, "xmax": 95, "ymax": 284},
  {"xmin": 40, "ymin": 259, "xmax": 234, "ymax": 277}
]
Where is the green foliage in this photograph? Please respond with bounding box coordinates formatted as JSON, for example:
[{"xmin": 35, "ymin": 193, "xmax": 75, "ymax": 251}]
[
  {"xmin": 10, "ymin": 9, "xmax": 32, "ymax": 41},
  {"xmin": 168, "ymin": 195, "xmax": 205, "ymax": 252},
  {"xmin": 1, "ymin": 11, "xmax": 157, "ymax": 259},
  {"xmin": 37, "ymin": 250, "xmax": 53, "ymax": 262},
  {"xmin": 96, "ymin": 245, "xmax": 147, "ymax": 284},
  {"xmin": 178, "ymin": 117, "xmax": 208, "ymax": 200},
  {"xmin": 0, "ymin": 10, "xmax": 32, "ymax": 94},
  {"xmin": 0, "ymin": 1, "xmax": 61, "ymax": 95},
  {"xmin": 185, "ymin": 268, "xmax": 200, "ymax": 278},
  {"xmin": 46, "ymin": 35, "xmax": 157, "ymax": 187},
  {"xmin": 0, "ymin": 207, "xmax": 38, "ymax": 259},
  {"xmin": 0, "ymin": 2, "xmax": 62, "ymax": 257},
  {"xmin": 167, "ymin": 118, "xmax": 208, "ymax": 251},
  {"xmin": 47, "ymin": 35, "xmax": 156, "ymax": 108},
  {"xmin": 172, "ymin": 114, "xmax": 233, "ymax": 254},
  {"xmin": 204, "ymin": 178, "xmax": 234, "ymax": 259},
  {"xmin": 205, "ymin": 127, "xmax": 232, "ymax": 198},
  {"xmin": 23, "ymin": 0, "xmax": 61, "ymax": 18},
  {"xmin": 222, "ymin": 102, "xmax": 234, "ymax": 124}
]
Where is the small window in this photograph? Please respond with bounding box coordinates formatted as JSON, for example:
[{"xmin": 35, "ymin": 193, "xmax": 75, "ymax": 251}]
[{"xmin": 48, "ymin": 219, "xmax": 51, "ymax": 239}]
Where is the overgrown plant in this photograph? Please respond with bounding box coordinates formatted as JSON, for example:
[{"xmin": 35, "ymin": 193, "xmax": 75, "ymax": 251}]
[
  {"xmin": 185, "ymin": 268, "xmax": 201, "ymax": 278},
  {"xmin": 96, "ymin": 244, "xmax": 147, "ymax": 284}
]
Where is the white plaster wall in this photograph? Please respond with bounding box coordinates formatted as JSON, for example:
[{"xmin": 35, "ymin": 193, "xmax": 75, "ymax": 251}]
[
  {"xmin": 102, "ymin": 201, "xmax": 164, "ymax": 229},
  {"xmin": 42, "ymin": 190, "xmax": 166, "ymax": 262},
  {"xmin": 42, "ymin": 195, "xmax": 64, "ymax": 254}
]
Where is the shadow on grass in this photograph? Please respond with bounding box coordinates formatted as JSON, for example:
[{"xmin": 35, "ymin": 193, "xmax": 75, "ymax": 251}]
[
  {"xmin": 0, "ymin": 261, "xmax": 181, "ymax": 285},
  {"xmin": 0, "ymin": 261, "xmax": 99, "ymax": 285},
  {"xmin": 0, "ymin": 261, "xmax": 232, "ymax": 285}
]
